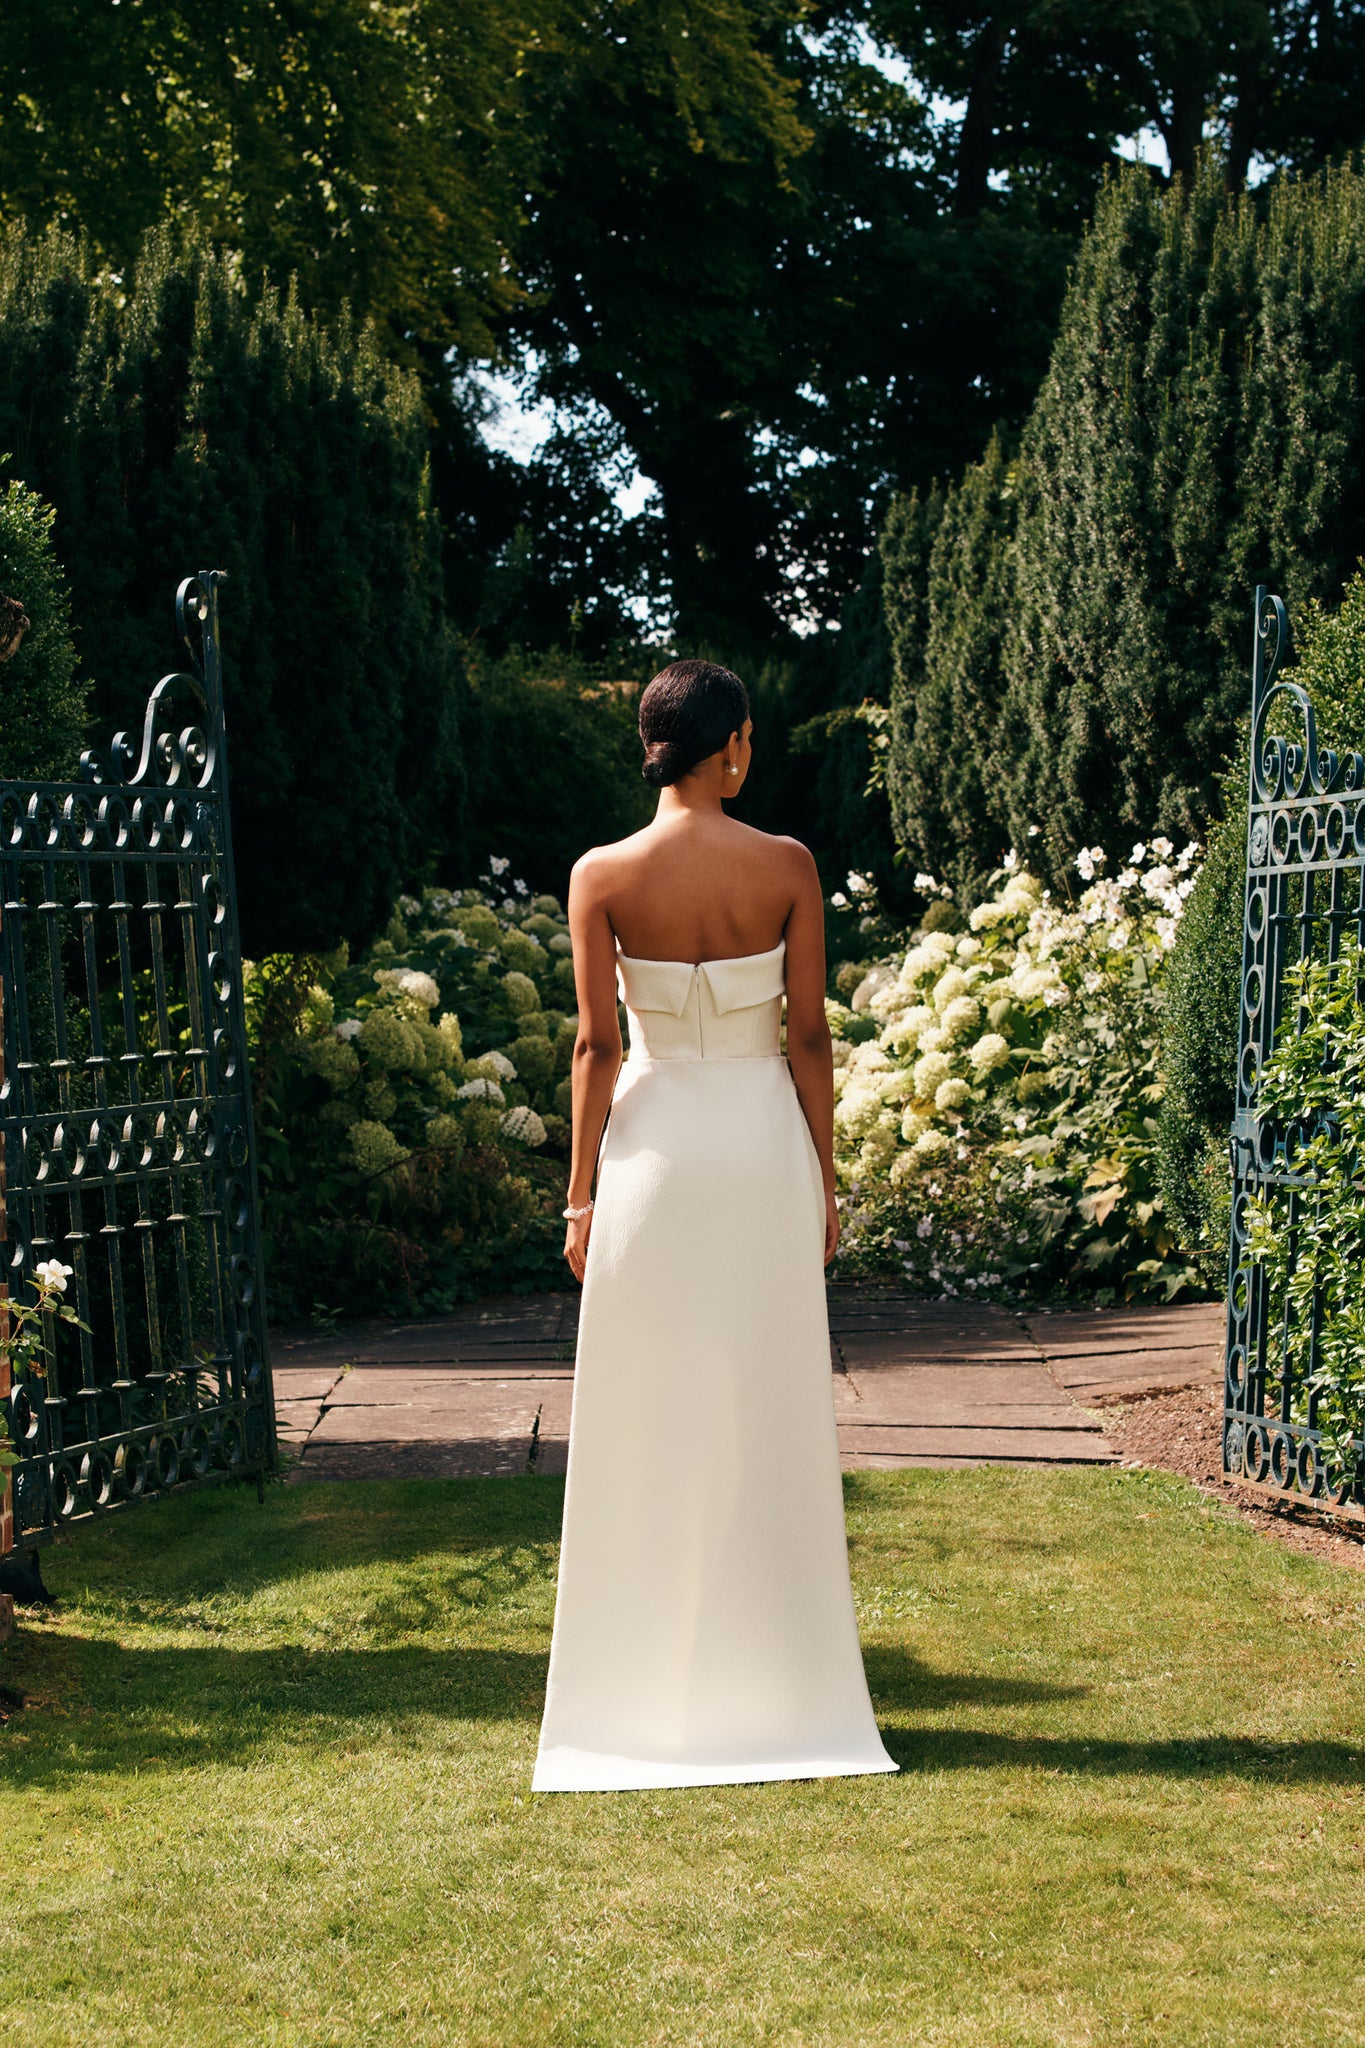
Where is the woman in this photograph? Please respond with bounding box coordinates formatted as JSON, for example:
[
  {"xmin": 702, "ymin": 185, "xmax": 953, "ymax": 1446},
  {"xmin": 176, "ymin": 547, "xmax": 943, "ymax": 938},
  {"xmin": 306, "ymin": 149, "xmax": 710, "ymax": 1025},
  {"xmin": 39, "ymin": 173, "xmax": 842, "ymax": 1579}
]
[{"xmin": 532, "ymin": 658, "xmax": 897, "ymax": 1793}]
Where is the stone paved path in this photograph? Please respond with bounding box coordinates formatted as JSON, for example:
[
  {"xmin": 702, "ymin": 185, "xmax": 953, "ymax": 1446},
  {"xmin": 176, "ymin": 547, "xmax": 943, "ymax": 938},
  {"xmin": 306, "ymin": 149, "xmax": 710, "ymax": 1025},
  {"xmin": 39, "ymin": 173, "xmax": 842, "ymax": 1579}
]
[{"xmin": 273, "ymin": 1287, "xmax": 1223, "ymax": 1482}]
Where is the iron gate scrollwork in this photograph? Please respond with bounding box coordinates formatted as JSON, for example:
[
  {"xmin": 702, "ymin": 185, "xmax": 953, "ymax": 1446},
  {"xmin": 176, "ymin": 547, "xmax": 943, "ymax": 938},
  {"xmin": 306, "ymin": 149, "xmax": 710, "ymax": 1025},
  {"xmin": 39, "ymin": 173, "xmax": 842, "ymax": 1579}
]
[
  {"xmin": 0, "ymin": 572, "xmax": 276, "ymax": 1544},
  {"xmin": 1225, "ymin": 585, "xmax": 1365, "ymax": 1508}
]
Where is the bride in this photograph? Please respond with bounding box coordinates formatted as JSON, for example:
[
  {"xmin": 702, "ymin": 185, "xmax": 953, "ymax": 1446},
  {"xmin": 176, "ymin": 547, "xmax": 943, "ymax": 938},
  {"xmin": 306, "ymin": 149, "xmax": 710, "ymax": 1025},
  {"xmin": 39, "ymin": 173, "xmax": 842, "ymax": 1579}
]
[{"xmin": 532, "ymin": 657, "xmax": 897, "ymax": 1793}]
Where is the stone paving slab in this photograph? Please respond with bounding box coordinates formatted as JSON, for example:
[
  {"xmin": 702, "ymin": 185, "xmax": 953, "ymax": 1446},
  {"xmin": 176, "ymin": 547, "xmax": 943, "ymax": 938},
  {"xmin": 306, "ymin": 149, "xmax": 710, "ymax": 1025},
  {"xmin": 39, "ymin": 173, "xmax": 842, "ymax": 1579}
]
[
  {"xmin": 1019, "ymin": 1303, "xmax": 1223, "ymax": 1357},
  {"xmin": 276, "ymin": 1287, "xmax": 1220, "ymax": 1481},
  {"xmin": 838, "ymin": 1425, "xmax": 1118, "ymax": 1464}
]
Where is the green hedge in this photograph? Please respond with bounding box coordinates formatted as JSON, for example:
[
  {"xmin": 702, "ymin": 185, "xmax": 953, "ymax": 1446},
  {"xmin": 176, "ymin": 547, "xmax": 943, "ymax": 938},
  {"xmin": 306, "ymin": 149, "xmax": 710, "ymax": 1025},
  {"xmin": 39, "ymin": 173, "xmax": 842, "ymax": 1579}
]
[
  {"xmin": 0, "ymin": 223, "xmax": 461, "ymax": 956},
  {"xmin": 884, "ymin": 160, "xmax": 1365, "ymax": 892},
  {"xmin": 0, "ymin": 476, "xmax": 87, "ymax": 778}
]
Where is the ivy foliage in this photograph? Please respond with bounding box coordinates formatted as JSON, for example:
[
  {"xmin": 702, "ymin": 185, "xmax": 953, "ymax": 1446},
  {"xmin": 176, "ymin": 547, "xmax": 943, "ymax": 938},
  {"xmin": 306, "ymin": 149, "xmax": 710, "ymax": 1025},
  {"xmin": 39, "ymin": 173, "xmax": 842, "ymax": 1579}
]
[
  {"xmin": 883, "ymin": 159, "xmax": 1365, "ymax": 893},
  {"xmin": 1156, "ymin": 572, "xmax": 1365, "ymax": 1280},
  {"xmin": 1245, "ymin": 934, "xmax": 1365, "ymax": 1479}
]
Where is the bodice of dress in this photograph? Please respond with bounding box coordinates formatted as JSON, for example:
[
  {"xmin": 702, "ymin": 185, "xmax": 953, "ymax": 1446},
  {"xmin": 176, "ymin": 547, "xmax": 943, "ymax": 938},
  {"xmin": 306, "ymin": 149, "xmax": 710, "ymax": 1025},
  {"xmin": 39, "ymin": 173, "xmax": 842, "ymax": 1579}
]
[{"xmin": 617, "ymin": 940, "xmax": 786, "ymax": 1060}]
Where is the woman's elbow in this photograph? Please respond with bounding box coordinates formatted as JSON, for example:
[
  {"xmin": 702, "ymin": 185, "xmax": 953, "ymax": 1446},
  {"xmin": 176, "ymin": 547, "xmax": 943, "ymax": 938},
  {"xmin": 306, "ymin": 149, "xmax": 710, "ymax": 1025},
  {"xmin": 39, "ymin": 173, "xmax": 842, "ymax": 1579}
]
[
  {"xmin": 788, "ymin": 1024, "xmax": 832, "ymax": 1062},
  {"xmin": 574, "ymin": 1033, "xmax": 622, "ymax": 1066}
]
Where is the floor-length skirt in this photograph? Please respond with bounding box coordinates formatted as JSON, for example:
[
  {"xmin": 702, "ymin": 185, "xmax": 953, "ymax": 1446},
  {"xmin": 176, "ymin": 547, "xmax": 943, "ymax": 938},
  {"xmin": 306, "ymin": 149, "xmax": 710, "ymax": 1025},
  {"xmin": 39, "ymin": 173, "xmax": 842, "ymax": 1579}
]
[{"xmin": 533, "ymin": 1047, "xmax": 898, "ymax": 1792}]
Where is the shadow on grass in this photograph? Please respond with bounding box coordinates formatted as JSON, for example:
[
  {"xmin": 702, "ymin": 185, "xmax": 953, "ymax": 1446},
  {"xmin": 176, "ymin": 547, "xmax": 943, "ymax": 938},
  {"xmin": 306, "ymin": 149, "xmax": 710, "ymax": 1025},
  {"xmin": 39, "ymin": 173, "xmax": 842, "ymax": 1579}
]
[
  {"xmin": 880, "ymin": 1726, "xmax": 1365, "ymax": 1784},
  {"xmin": 862, "ymin": 1646, "xmax": 1086, "ymax": 1710},
  {"xmin": 38, "ymin": 1475, "xmax": 568, "ymax": 1617},
  {"xmin": 0, "ymin": 1638, "xmax": 549, "ymax": 1786}
]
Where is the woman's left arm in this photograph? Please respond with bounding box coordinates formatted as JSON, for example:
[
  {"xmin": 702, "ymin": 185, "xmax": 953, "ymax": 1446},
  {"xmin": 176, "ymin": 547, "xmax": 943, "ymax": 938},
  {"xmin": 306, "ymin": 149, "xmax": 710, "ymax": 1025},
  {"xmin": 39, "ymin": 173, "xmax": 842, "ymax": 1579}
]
[
  {"xmin": 782, "ymin": 843, "xmax": 839, "ymax": 1266},
  {"xmin": 563, "ymin": 852, "xmax": 623, "ymax": 1282}
]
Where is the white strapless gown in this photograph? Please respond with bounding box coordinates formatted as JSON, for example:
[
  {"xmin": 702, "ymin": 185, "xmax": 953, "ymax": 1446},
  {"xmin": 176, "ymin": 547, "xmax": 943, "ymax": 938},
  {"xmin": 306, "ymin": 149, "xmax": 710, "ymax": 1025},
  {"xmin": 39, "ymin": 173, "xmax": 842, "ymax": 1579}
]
[{"xmin": 533, "ymin": 941, "xmax": 897, "ymax": 1793}]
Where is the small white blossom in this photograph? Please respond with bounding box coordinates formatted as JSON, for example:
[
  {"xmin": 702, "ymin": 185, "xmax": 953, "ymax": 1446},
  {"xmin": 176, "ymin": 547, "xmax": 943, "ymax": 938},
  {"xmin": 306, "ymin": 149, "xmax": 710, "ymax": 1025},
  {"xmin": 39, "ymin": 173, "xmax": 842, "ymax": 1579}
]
[
  {"xmin": 488, "ymin": 855, "xmax": 510, "ymax": 875},
  {"xmin": 335, "ymin": 1018, "xmax": 363, "ymax": 1042},
  {"xmin": 916, "ymin": 1216, "xmax": 934, "ymax": 1239},
  {"xmin": 830, "ymin": 891, "xmax": 849, "ymax": 909},
  {"xmin": 500, "ymin": 1104, "xmax": 546, "ymax": 1146},
  {"xmin": 1150, "ymin": 835, "xmax": 1174, "ymax": 860},
  {"xmin": 456, "ymin": 1077, "xmax": 506, "ymax": 1105},
  {"xmin": 34, "ymin": 1258, "xmax": 73, "ymax": 1293},
  {"xmin": 1131, "ymin": 842, "xmax": 1147, "ymax": 863}
]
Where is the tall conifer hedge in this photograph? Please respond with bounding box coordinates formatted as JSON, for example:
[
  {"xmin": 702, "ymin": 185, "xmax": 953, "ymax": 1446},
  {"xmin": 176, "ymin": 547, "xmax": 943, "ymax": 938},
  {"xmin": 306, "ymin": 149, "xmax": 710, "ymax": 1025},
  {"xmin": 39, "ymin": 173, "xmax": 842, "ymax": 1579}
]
[
  {"xmin": 883, "ymin": 160, "xmax": 1365, "ymax": 890},
  {"xmin": 0, "ymin": 226, "xmax": 462, "ymax": 955}
]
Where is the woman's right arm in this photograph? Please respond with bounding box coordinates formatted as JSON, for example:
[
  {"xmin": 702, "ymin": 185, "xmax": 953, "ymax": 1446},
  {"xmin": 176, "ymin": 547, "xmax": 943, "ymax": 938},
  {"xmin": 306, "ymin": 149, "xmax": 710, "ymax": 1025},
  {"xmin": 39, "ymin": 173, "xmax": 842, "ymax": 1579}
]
[{"xmin": 564, "ymin": 852, "xmax": 623, "ymax": 1282}]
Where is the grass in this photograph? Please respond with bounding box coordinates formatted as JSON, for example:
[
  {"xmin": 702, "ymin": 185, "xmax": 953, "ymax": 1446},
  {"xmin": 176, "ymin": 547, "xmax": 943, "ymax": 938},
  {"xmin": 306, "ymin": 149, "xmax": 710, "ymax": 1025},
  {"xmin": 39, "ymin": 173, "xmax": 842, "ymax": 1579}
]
[{"xmin": 1, "ymin": 1465, "xmax": 1364, "ymax": 2047}]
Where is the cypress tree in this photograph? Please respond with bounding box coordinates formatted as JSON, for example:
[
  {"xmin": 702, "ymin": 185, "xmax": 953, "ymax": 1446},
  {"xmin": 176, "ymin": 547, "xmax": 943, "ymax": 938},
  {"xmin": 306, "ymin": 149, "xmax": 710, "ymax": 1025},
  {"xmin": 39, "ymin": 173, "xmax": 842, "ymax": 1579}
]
[
  {"xmin": 0, "ymin": 225, "xmax": 462, "ymax": 954},
  {"xmin": 884, "ymin": 435, "xmax": 1013, "ymax": 894},
  {"xmin": 884, "ymin": 159, "xmax": 1365, "ymax": 883}
]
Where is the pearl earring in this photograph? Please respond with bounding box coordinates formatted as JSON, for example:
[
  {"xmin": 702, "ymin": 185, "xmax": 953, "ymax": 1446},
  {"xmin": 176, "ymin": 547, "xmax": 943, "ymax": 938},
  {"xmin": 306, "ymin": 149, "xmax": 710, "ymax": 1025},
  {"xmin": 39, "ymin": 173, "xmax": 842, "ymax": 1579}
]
[{"xmin": 725, "ymin": 763, "xmax": 739, "ymax": 776}]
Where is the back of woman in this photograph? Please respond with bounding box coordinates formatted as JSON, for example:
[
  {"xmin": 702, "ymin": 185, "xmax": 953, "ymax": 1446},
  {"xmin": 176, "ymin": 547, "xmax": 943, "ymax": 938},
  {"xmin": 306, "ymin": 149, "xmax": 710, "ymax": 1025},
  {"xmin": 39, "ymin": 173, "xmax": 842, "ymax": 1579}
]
[{"xmin": 532, "ymin": 659, "xmax": 897, "ymax": 1795}]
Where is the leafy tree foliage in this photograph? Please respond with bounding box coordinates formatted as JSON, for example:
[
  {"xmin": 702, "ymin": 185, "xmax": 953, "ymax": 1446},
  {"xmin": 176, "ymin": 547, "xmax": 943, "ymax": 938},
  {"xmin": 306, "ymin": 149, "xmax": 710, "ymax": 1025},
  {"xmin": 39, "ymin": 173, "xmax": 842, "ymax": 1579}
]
[
  {"xmin": 0, "ymin": 224, "xmax": 461, "ymax": 956},
  {"xmin": 0, "ymin": 0, "xmax": 538, "ymax": 361},
  {"xmin": 7, "ymin": 3, "xmax": 1365, "ymax": 657}
]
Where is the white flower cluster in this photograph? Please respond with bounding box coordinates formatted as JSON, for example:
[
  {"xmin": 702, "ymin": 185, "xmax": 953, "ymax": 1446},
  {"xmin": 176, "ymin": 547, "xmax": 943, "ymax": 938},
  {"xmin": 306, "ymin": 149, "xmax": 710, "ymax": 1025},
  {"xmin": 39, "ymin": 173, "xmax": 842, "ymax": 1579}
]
[
  {"xmin": 374, "ymin": 966, "xmax": 441, "ymax": 1009},
  {"xmin": 832, "ymin": 835, "xmax": 1202, "ymax": 1291}
]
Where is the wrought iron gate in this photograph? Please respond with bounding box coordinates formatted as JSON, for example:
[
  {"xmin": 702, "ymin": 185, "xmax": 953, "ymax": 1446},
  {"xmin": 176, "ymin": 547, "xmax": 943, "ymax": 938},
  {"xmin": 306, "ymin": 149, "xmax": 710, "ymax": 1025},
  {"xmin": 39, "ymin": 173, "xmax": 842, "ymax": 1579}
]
[
  {"xmin": 0, "ymin": 572, "xmax": 276, "ymax": 1547},
  {"xmin": 1224, "ymin": 585, "xmax": 1365, "ymax": 1508}
]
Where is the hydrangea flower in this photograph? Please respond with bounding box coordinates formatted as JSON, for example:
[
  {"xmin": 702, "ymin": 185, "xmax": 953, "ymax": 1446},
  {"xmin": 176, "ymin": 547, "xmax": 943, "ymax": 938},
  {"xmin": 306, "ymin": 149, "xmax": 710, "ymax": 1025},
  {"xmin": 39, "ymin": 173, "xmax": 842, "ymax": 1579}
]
[
  {"xmin": 456, "ymin": 1077, "xmax": 506, "ymax": 1106},
  {"xmin": 500, "ymin": 1105, "xmax": 547, "ymax": 1147}
]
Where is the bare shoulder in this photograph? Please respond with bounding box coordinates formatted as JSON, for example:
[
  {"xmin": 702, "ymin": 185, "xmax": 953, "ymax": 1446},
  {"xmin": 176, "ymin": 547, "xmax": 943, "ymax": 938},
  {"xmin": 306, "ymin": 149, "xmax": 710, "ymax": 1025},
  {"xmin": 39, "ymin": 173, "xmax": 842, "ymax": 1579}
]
[
  {"xmin": 765, "ymin": 831, "xmax": 821, "ymax": 889},
  {"xmin": 570, "ymin": 826, "xmax": 653, "ymax": 896}
]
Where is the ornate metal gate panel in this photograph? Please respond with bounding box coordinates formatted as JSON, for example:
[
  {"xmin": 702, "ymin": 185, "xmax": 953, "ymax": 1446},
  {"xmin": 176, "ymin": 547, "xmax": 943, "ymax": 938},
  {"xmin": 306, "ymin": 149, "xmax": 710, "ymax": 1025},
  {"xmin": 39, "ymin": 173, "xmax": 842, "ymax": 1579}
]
[
  {"xmin": 0, "ymin": 573, "xmax": 276, "ymax": 1546},
  {"xmin": 1225, "ymin": 585, "xmax": 1365, "ymax": 1509}
]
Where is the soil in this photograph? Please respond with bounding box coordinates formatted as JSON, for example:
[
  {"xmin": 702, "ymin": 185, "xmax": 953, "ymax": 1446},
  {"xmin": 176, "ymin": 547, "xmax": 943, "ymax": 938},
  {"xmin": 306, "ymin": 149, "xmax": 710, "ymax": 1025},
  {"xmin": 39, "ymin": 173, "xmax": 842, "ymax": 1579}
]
[{"xmin": 1101, "ymin": 1383, "xmax": 1365, "ymax": 1571}]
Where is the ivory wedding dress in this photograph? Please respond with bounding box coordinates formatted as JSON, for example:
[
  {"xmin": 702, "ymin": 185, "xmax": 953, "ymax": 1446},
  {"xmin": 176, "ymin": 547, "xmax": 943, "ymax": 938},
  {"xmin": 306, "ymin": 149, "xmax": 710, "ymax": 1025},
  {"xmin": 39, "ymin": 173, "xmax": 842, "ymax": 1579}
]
[{"xmin": 533, "ymin": 940, "xmax": 897, "ymax": 1792}]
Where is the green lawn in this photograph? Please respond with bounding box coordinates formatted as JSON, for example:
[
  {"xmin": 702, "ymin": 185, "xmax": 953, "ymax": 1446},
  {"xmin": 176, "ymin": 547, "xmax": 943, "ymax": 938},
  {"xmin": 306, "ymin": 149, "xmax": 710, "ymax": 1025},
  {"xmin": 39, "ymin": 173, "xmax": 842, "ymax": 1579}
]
[{"xmin": 1, "ymin": 1467, "xmax": 1363, "ymax": 2047}]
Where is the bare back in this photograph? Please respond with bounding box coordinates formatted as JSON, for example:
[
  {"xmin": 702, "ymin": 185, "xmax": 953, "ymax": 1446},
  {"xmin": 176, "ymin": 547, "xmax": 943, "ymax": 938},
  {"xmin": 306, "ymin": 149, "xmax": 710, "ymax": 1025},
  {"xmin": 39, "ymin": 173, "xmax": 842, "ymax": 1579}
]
[
  {"xmin": 585, "ymin": 810, "xmax": 805, "ymax": 964},
  {"xmin": 562, "ymin": 723, "xmax": 839, "ymax": 1280}
]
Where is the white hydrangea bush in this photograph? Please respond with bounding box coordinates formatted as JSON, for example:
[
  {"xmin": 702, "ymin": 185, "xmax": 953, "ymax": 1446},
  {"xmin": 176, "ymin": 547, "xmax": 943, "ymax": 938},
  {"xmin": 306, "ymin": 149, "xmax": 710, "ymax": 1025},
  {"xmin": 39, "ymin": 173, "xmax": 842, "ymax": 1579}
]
[
  {"xmin": 247, "ymin": 857, "xmax": 578, "ymax": 1316},
  {"xmin": 832, "ymin": 840, "xmax": 1205, "ymax": 1303}
]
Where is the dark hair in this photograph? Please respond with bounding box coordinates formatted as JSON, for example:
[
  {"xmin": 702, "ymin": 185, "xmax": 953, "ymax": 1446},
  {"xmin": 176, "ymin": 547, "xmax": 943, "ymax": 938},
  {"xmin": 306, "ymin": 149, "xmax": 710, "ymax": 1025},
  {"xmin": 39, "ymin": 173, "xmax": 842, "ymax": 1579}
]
[{"xmin": 638, "ymin": 659, "xmax": 750, "ymax": 787}]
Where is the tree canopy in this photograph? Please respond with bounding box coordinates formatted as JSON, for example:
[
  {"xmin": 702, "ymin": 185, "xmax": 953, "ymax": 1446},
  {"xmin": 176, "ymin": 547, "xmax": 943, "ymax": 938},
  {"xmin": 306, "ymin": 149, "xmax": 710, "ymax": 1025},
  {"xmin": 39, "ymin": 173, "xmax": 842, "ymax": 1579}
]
[{"xmin": 5, "ymin": 3, "xmax": 1365, "ymax": 655}]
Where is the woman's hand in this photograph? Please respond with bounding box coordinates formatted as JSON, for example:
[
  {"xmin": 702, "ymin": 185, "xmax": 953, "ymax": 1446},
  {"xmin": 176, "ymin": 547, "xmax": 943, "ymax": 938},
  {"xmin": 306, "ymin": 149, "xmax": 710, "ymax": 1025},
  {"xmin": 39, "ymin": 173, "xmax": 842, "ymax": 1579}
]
[
  {"xmin": 824, "ymin": 1184, "xmax": 840, "ymax": 1268},
  {"xmin": 564, "ymin": 1208, "xmax": 594, "ymax": 1284}
]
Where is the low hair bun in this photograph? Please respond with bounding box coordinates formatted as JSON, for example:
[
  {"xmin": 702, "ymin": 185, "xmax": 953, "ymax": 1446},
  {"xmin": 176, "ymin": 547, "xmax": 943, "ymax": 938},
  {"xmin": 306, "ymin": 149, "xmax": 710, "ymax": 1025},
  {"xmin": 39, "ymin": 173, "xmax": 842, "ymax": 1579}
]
[
  {"xmin": 638, "ymin": 658, "xmax": 750, "ymax": 789},
  {"xmin": 641, "ymin": 738, "xmax": 689, "ymax": 788}
]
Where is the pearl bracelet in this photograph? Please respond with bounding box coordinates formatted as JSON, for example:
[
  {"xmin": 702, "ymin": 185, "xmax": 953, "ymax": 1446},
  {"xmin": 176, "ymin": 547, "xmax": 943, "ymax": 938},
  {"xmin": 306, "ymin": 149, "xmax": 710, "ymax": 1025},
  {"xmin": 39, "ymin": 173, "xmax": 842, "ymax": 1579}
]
[{"xmin": 563, "ymin": 1200, "xmax": 595, "ymax": 1222}]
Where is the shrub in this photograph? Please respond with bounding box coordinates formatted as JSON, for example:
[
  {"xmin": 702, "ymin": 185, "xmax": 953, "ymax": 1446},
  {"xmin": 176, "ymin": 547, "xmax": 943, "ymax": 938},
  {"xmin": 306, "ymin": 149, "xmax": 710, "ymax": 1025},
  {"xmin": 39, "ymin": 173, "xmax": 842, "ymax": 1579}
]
[
  {"xmin": 0, "ymin": 222, "xmax": 461, "ymax": 955},
  {"xmin": 460, "ymin": 646, "xmax": 653, "ymax": 903},
  {"xmin": 833, "ymin": 839, "xmax": 1202, "ymax": 1304},
  {"xmin": 250, "ymin": 862, "xmax": 579, "ymax": 1319},
  {"xmin": 0, "ymin": 477, "xmax": 87, "ymax": 778}
]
